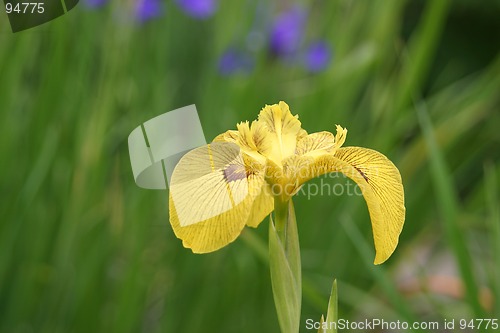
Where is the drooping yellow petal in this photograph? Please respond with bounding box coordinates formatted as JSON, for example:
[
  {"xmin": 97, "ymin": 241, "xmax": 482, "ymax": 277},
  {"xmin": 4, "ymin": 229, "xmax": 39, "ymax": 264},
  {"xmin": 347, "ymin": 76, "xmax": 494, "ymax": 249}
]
[
  {"xmin": 170, "ymin": 142, "xmax": 249, "ymax": 225},
  {"xmin": 169, "ymin": 142, "xmax": 266, "ymax": 253},
  {"xmin": 257, "ymin": 101, "xmax": 302, "ymax": 162},
  {"xmin": 299, "ymin": 147, "xmax": 405, "ymax": 264},
  {"xmin": 170, "ymin": 192, "xmax": 253, "ymax": 253},
  {"xmin": 245, "ymin": 183, "xmax": 274, "ymax": 227}
]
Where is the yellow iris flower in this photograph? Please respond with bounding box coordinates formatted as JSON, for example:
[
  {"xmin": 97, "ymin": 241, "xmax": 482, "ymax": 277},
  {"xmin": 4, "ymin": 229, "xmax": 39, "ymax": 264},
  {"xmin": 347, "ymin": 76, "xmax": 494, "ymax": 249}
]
[{"xmin": 169, "ymin": 101, "xmax": 405, "ymax": 264}]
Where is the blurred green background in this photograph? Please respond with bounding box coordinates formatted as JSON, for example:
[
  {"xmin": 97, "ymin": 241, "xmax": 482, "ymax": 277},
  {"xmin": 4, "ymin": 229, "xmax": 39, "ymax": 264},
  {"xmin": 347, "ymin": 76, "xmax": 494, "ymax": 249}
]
[{"xmin": 1, "ymin": 0, "xmax": 500, "ymax": 332}]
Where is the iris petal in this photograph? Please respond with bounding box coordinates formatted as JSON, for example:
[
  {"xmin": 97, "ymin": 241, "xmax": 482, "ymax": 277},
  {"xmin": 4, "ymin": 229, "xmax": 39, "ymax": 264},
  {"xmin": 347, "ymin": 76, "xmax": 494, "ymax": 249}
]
[
  {"xmin": 169, "ymin": 142, "xmax": 266, "ymax": 252},
  {"xmin": 257, "ymin": 101, "xmax": 302, "ymax": 162},
  {"xmin": 297, "ymin": 147, "xmax": 405, "ymax": 264},
  {"xmin": 296, "ymin": 131, "xmax": 335, "ymax": 156},
  {"xmin": 245, "ymin": 183, "xmax": 274, "ymax": 228},
  {"xmin": 169, "ymin": 102, "xmax": 404, "ymax": 259}
]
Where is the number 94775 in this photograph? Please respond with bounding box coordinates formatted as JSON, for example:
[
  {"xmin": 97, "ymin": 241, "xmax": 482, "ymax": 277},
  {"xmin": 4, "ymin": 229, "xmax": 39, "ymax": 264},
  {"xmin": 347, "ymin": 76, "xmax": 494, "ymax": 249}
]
[{"xmin": 5, "ymin": 2, "xmax": 44, "ymax": 14}]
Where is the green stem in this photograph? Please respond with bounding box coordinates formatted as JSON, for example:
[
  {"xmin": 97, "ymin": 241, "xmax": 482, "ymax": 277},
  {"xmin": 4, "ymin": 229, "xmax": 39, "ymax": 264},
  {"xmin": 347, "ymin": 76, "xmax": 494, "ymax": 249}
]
[
  {"xmin": 269, "ymin": 198, "xmax": 302, "ymax": 333},
  {"xmin": 274, "ymin": 197, "xmax": 289, "ymax": 245}
]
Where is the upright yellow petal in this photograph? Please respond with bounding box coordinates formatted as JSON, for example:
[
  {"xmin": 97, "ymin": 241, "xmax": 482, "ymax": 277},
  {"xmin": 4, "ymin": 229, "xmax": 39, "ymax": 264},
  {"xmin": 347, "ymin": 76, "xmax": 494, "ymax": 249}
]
[
  {"xmin": 334, "ymin": 125, "xmax": 347, "ymax": 148},
  {"xmin": 213, "ymin": 127, "xmax": 266, "ymax": 165},
  {"xmin": 301, "ymin": 147, "xmax": 405, "ymax": 264},
  {"xmin": 296, "ymin": 131, "xmax": 336, "ymax": 156},
  {"xmin": 250, "ymin": 120, "xmax": 273, "ymax": 157},
  {"xmin": 257, "ymin": 101, "xmax": 302, "ymax": 162},
  {"xmin": 296, "ymin": 128, "xmax": 308, "ymax": 141},
  {"xmin": 213, "ymin": 130, "xmax": 239, "ymax": 143},
  {"xmin": 237, "ymin": 121, "xmax": 258, "ymax": 151},
  {"xmin": 295, "ymin": 126, "xmax": 347, "ymax": 157}
]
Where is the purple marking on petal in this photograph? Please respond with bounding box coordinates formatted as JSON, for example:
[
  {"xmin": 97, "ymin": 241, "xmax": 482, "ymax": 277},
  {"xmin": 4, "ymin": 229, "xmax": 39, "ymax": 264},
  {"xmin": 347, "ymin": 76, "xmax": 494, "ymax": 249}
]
[
  {"xmin": 304, "ymin": 41, "xmax": 332, "ymax": 72},
  {"xmin": 223, "ymin": 164, "xmax": 247, "ymax": 182},
  {"xmin": 176, "ymin": 0, "xmax": 217, "ymax": 19},
  {"xmin": 218, "ymin": 48, "xmax": 254, "ymax": 76},
  {"xmin": 269, "ymin": 6, "xmax": 307, "ymax": 57},
  {"xmin": 135, "ymin": 0, "xmax": 164, "ymax": 22}
]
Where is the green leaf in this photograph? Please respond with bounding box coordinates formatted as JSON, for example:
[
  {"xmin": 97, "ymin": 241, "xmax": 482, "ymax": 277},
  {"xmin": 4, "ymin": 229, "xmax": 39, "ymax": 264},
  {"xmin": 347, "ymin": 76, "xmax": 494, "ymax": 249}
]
[
  {"xmin": 285, "ymin": 200, "xmax": 301, "ymax": 291},
  {"xmin": 269, "ymin": 199, "xmax": 301, "ymax": 333},
  {"xmin": 325, "ymin": 279, "xmax": 338, "ymax": 333},
  {"xmin": 417, "ymin": 102, "xmax": 485, "ymax": 316},
  {"xmin": 318, "ymin": 279, "xmax": 338, "ymax": 333},
  {"xmin": 484, "ymin": 162, "xmax": 500, "ymax": 318},
  {"xmin": 317, "ymin": 315, "xmax": 326, "ymax": 333}
]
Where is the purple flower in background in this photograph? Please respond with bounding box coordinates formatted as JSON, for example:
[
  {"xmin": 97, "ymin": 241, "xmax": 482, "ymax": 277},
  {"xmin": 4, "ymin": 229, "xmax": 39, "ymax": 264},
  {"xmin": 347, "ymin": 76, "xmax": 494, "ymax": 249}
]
[
  {"xmin": 135, "ymin": 0, "xmax": 164, "ymax": 22},
  {"xmin": 218, "ymin": 48, "xmax": 254, "ymax": 76},
  {"xmin": 269, "ymin": 6, "xmax": 307, "ymax": 57},
  {"xmin": 83, "ymin": 0, "xmax": 107, "ymax": 8},
  {"xmin": 176, "ymin": 0, "xmax": 217, "ymax": 19},
  {"xmin": 304, "ymin": 41, "xmax": 332, "ymax": 72}
]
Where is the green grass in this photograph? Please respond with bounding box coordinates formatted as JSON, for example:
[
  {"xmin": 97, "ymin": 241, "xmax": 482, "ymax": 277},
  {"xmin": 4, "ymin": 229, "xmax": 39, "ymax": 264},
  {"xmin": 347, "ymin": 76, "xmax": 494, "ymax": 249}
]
[{"xmin": 1, "ymin": 0, "xmax": 499, "ymax": 332}]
